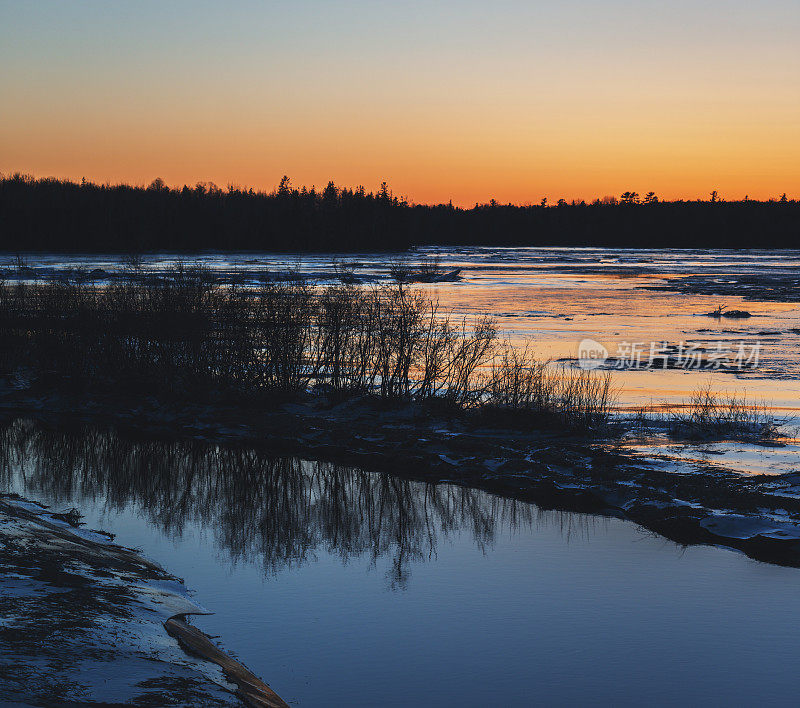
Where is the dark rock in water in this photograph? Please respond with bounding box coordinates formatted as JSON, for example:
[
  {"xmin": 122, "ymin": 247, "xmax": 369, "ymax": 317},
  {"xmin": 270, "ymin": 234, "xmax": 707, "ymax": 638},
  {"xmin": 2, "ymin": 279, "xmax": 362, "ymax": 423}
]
[
  {"xmin": 412, "ymin": 268, "xmax": 462, "ymax": 283},
  {"xmin": 701, "ymin": 306, "xmax": 752, "ymax": 319},
  {"xmin": 431, "ymin": 268, "xmax": 462, "ymax": 282},
  {"xmin": 88, "ymin": 268, "xmax": 107, "ymax": 279},
  {"xmin": 51, "ymin": 507, "xmax": 84, "ymax": 527},
  {"xmin": 391, "ymin": 265, "xmax": 462, "ymax": 283}
]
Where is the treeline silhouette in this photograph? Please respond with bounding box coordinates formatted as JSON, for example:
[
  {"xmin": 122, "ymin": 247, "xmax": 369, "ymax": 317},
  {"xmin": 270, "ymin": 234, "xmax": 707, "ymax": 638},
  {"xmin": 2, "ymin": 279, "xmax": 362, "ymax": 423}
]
[{"xmin": 1, "ymin": 172, "xmax": 798, "ymax": 251}]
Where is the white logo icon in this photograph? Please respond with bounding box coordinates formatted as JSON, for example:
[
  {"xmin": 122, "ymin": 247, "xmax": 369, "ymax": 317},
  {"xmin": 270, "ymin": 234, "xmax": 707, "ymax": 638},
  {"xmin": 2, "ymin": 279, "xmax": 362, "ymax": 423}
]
[{"xmin": 577, "ymin": 339, "xmax": 609, "ymax": 369}]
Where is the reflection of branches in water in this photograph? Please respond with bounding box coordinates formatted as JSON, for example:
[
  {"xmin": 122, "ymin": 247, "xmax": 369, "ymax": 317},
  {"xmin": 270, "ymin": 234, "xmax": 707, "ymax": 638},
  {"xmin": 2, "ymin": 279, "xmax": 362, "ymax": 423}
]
[
  {"xmin": 0, "ymin": 420, "xmax": 600, "ymax": 585},
  {"xmin": 539, "ymin": 505, "xmax": 602, "ymax": 544}
]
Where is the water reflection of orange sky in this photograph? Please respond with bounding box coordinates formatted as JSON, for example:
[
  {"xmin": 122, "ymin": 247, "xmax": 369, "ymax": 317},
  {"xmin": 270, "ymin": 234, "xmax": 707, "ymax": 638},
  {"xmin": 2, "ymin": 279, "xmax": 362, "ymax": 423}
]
[{"xmin": 424, "ymin": 270, "xmax": 800, "ymax": 411}]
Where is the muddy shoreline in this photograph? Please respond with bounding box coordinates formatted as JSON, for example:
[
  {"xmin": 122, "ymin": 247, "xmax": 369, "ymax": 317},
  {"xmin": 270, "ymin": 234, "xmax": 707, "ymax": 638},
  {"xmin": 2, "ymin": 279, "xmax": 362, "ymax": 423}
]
[{"xmin": 2, "ymin": 385, "xmax": 800, "ymax": 570}]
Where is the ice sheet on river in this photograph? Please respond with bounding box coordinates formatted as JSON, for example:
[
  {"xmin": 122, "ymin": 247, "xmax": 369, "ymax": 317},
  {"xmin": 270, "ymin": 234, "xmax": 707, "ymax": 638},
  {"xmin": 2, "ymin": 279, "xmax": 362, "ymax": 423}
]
[{"xmin": 0, "ymin": 494, "xmax": 242, "ymax": 706}]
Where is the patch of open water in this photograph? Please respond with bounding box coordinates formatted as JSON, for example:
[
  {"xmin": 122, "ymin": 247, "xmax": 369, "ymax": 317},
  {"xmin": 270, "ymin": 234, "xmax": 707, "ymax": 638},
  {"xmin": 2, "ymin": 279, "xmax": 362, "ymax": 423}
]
[{"xmin": 3, "ymin": 424, "xmax": 800, "ymax": 706}]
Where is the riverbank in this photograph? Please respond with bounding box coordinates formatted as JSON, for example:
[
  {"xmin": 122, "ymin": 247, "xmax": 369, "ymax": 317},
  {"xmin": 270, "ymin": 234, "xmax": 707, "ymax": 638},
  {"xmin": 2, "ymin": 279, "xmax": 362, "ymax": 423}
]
[
  {"xmin": 2, "ymin": 383, "xmax": 799, "ymax": 569},
  {"xmin": 0, "ymin": 493, "xmax": 287, "ymax": 706}
]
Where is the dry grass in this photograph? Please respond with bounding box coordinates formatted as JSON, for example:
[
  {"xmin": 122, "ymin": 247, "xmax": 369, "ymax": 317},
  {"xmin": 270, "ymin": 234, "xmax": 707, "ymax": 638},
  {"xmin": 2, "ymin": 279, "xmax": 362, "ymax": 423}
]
[
  {"xmin": 626, "ymin": 384, "xmax": 783, "ymax": 442},
  {"xmin": 667, "ymin": 384, "xmax": 781, "ymax": 441},
  {"xmin": 485, "ymin": 346, "xmax": 617, "ymax": 432}
]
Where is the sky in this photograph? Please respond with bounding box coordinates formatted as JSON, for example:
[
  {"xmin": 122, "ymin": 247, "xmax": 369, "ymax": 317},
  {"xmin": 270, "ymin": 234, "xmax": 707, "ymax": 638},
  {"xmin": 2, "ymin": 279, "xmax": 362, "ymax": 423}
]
[{"xmin": 1, "ymin": 0, "xmax": 798, "ymax": 206}]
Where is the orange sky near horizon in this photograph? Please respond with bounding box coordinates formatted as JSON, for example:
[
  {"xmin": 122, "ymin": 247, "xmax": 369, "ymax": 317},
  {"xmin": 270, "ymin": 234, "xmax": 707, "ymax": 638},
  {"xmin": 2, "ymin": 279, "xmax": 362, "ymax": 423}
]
[{"xmin": 1, "ymin": 1, "xmax": 798, "ymax": 206}]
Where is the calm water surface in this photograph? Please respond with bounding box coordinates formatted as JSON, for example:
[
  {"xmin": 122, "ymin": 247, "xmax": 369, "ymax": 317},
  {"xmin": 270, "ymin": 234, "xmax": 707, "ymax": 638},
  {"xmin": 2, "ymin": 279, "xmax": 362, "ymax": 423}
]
[{"xmin": 3, "ymin": 423, "xmax": 800, "ymax": 707}]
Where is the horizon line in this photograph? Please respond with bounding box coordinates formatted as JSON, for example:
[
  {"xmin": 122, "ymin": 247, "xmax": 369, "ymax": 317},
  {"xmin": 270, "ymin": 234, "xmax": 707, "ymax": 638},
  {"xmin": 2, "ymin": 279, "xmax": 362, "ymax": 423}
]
[{"xmin": 3, "ymin": 170, "xmax": 797, "ymax": 208}]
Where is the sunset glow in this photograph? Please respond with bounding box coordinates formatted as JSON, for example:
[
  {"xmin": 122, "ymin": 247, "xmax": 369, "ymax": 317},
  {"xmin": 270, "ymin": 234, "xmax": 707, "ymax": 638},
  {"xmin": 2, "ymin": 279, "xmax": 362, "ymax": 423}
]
[{"xmin": 1, "ymin": 0, "xmax": 798, "ymax": 205}]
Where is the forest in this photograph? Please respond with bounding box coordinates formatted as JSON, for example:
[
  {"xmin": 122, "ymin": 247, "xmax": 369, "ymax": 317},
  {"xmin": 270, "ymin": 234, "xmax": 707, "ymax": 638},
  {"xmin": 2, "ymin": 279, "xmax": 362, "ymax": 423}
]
[{"xmin": 1, "ymin": 173, "xmax": 797, "ymax": 252}]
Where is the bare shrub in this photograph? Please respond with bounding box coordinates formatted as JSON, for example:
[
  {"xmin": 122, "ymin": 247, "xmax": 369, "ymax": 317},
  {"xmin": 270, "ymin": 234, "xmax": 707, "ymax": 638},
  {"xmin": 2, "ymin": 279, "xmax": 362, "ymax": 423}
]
[
  {"xmin": 0, "ymin": 275, "xmax": 616, "ymax": 434},
  {"xmin": 487, "ymin": 347, "xmax": 616, "ymax": 432},
  {"xmin": 668, "ymin": 383, "xmax": 781, "ymax": 441}
]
